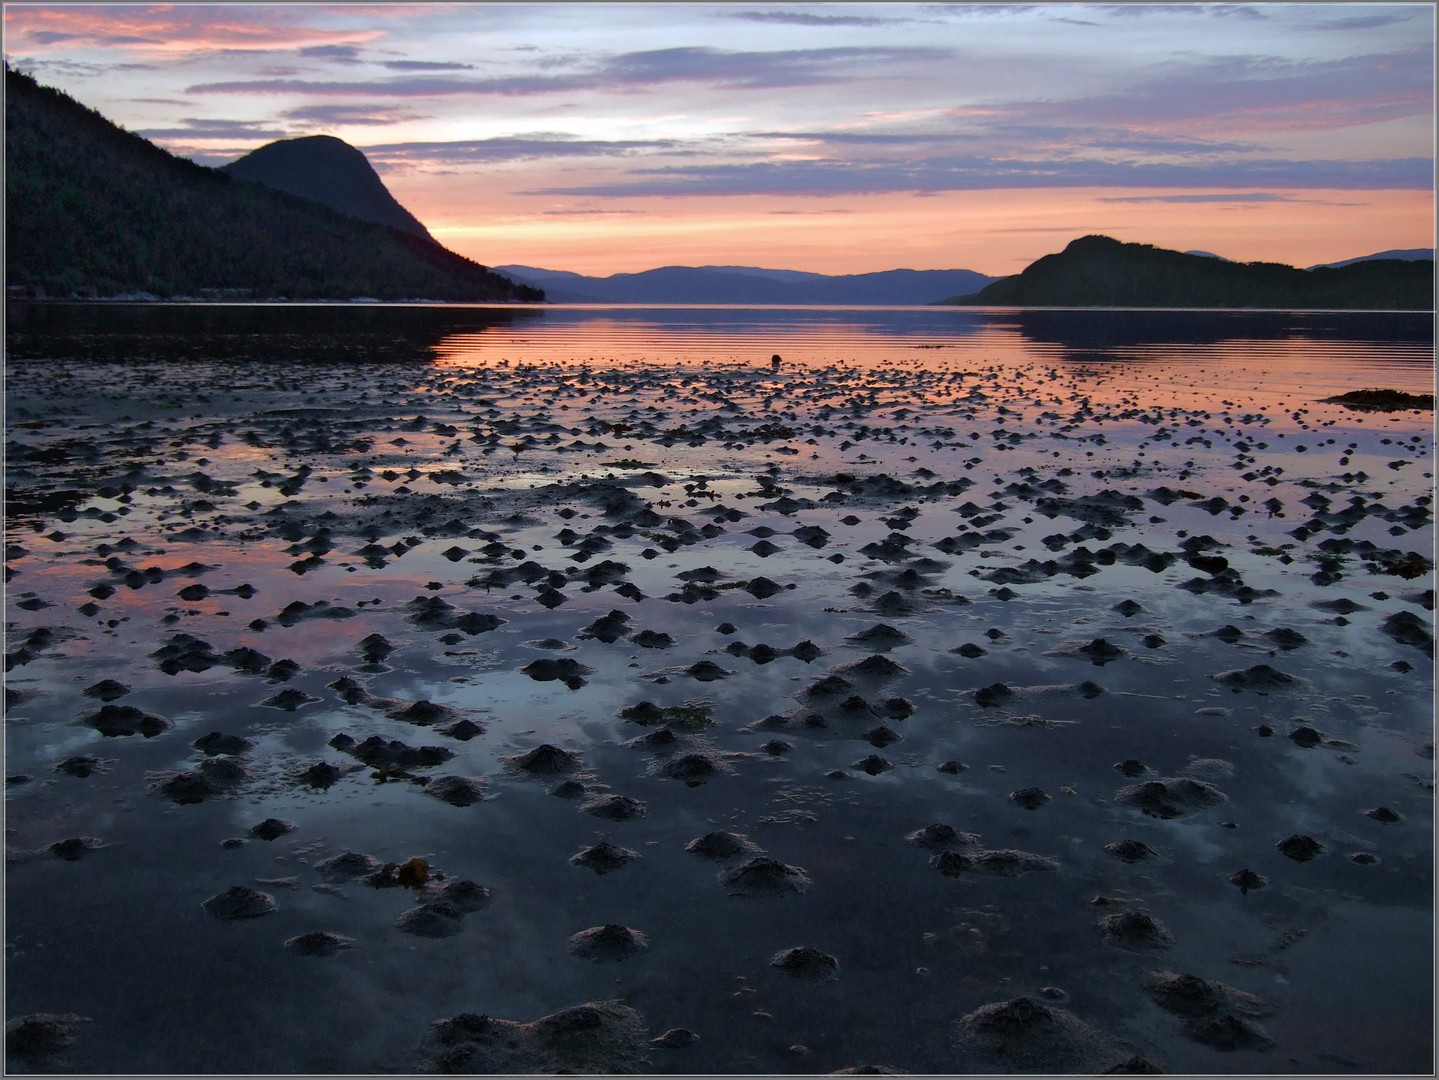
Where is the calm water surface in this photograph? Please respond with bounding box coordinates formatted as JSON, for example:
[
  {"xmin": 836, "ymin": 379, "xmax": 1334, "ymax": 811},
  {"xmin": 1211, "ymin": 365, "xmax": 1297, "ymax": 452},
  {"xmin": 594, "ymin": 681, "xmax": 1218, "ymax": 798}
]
[{"xmin": 4, "ymin": 303, "xmax": 1434, "ymax": 1074}]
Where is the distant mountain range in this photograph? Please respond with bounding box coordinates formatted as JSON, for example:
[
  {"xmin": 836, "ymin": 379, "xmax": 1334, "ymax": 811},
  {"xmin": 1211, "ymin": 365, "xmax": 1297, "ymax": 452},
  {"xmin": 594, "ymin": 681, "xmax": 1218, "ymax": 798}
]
[
  {"xmin": 4, "ymin": 66, "xmax": 1431, "ymax": 310},
  {"xmin": 946, "ymin": 235, "xmax": 1434, "ymax": 310},
  {"xmin": 3, "ymin": 67, "xmax": 539, "ymax": 302},
  {"xmin": 1308, "ymin": 248, "xmax": 1434, "ymax": 270},
  {"xmin": 496, "ymin": 264, "xmax": 996, "ymax": 305}
]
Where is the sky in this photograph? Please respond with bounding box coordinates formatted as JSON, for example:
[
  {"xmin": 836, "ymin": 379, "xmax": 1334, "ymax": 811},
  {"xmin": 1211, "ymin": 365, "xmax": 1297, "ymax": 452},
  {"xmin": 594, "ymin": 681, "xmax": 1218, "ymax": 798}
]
[{"xmin": 3, "ymin": 2, "xmax": 1434, "ymax": 276}]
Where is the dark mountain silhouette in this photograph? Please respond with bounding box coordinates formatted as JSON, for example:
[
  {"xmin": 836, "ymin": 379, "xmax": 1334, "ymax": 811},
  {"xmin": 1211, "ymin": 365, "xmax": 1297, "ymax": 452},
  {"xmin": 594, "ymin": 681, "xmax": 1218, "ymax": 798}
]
[
  {"xmin": 4, "ymin": 67, "xmax": 541, "ymax": 302},
  {"xmin": 946, "ymin": 235, "xmax": 1433, "ymax": 310},
  {"xmin": 1307, "ymin": 248, "xmax": 1434, "ymax": 269},
  {"xmin": 221, "ymin": 135, "xmax": 435, "ymax": 243},
  {"xmin": 496, "ymin": 263, "xmax": 995, "ymax": 305}
]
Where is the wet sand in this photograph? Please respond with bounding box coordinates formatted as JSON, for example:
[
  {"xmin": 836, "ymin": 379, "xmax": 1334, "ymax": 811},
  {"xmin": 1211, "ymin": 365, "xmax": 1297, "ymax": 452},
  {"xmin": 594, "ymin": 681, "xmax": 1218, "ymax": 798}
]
[{"xmin": 4, "ymin": 333, "xmax": 1434, "ymax": 1074}]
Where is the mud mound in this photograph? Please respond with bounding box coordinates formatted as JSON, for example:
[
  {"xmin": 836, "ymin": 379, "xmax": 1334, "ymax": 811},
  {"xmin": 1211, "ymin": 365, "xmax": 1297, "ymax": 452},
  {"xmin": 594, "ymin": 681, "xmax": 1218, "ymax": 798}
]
[
  {"xmin": 1115, "ymin": 777, "xmax": 1226, "ymax": 819},
  {"xmin": 6, "ymin": 1012, "xmax": 90, "ymax": 1068},
  {"xmin": 720, "ymin": 855, "xmax": 811, "ymax": 896},
  {"xmin": 1211, "ymin": 664, "xmax": 1304, "ymax": 691},
  {"xmin": 570, "ymin": 924, "xmax": 649, "ymax": 962},
  {"xmin": 283, "ymin": 931, "xmax": 356, "ymax": 956},
  {"xmin": 571, "ymin": 841, "xmax": 639, "ymax": 874},
  {"xmin": 685, "ymin": 831, "xmax": 759, "ymax": 860},
  {"xmin": 1146, "ymin": 970, "xmax": 1274, "ymax": 1050},
  {"xmin": 1100, "ymin": 909, "xmax": 1175, "ymax": 950},
  {"xmin": 503, "ymin": 743, "xmax": 583, "ymax": 776},
  {"xmin": 951, "ymin": 996, "xmax": 1132, "ymax": 1072},
  {"xmin": 202, "ymin": 885, "xmax": 275, "ymax": 919},
  {"xmin": 771, "ymin": 945, "xmax": 839, "ymax": 980},
  {"xmin": 424, "ymin": 775, "xmax": 486, "ymax": 806},
  {"xmin": 416, "ymin": 1000, "xmax": 649, "ymax": 1074},
  {"xmin": 930, "ymin": 849, "xmax": 1059, "ymax": 876}
]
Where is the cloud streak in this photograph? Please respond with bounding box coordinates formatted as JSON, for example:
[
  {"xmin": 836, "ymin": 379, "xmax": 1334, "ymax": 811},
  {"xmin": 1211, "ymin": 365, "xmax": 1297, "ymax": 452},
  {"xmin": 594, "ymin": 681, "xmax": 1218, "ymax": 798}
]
[
  {"xmin": 520, "ymin": 154, "xmax": 1434, "ymax": 199},
  {"xmin": 185, "ymin": 43, "xmax": 954, "ymax": 96},
  {"xmin": 363, "ymin": 135, "xmax": 684, "ymax": 165}
]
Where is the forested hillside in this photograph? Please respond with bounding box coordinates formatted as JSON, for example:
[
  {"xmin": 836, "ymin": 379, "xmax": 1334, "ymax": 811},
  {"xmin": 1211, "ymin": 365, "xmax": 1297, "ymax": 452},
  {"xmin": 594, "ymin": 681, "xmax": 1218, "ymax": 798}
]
[
  {"xmin": 948, "ymin": 235, "xmax": 1433, "ymax": 310},
  {"xmin": 4, "ymin": 67, "xmax": 541, "ymax": 302},
  {"xmin": 221, "ymin": 135, "xmax": 436, "ymax": 244}
]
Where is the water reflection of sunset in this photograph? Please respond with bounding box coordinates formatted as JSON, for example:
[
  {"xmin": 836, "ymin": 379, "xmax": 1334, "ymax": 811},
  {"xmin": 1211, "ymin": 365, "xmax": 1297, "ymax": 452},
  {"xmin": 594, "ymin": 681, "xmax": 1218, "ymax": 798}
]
[
  {"xmin": 424, "ymin": 307, "xmax": 1434, "ymax": 436},
  {"xmin": 6, "ymin": 303, "xmax": 1433, "ymax": 1078}
]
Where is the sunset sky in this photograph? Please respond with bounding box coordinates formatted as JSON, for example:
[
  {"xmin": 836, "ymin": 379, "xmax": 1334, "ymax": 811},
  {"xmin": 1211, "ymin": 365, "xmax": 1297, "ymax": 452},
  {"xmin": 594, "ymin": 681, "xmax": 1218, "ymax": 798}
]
[{"xmin": 3, "ymin": 2, "xmax": 1434, "ymax": 276}]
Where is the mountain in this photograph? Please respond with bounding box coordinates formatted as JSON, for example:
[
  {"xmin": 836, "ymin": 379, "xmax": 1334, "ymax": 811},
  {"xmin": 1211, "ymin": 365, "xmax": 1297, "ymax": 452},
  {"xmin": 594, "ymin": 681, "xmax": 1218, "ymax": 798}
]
[
  {"xmin": 3, "ymin": 67, "xmax": 540, "ymax": 302},
  {"xmin": 945, "ymin": 235, "xmax": 1434, "ymax": 310},
  {"xmin": 221, "ymin": 135, "xmax": 435, "ymax": 243},
  {"xmin": 1307, "ymin": 248, "xmax": 1434, "ymax": 270},
  {"xmin": 495, "ymin": 264, "xmax": 995, "ymax": 305}
]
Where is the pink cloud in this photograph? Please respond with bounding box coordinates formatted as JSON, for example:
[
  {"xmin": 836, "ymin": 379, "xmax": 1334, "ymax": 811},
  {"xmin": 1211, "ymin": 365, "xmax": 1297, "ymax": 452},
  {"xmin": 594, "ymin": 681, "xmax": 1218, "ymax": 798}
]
[{"xmin": 3, "ymin": 5, "xmax": 384, "ymax": 54}]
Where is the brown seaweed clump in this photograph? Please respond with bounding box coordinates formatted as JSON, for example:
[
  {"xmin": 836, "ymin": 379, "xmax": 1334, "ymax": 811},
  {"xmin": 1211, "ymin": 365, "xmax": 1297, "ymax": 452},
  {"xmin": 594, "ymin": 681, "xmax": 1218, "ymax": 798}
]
[{"xmin": 416, "ymin": 1000, "xmax": 649, "ymax": 1074}]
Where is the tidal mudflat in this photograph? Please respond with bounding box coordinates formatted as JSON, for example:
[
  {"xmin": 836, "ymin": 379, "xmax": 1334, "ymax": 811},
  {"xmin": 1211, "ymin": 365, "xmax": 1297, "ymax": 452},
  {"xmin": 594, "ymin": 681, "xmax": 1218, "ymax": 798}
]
[{"xmin": 4, "ymin": 304, "xmax": 1433, "ymax": 1074}]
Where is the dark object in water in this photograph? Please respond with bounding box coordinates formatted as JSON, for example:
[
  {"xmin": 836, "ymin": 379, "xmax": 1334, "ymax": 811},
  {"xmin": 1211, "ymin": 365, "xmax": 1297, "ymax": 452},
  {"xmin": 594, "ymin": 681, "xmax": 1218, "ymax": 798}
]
[
  {"xmin": 1100, "ymin": 909, "xmax": 1175, "ymax": 950},
  {"xmin": 583, "ymin": 793, "xmax": 647, "ymax": 820},
  {"xmin": 570, "ymin": 923, "xmax": 649, "ymax": 961},
  {"xmin": 6, "ymin": 1012, "xmax": 90, "ymax": 1060},
  {"xmin": 424, "ymin": 775, "xmax": 486, "ymax": 806},
  {"xmin": 966, "ymin": 997, "xmax": 1053, "ymax": 1033},
  {"xmin": 396, "ymin": 901, "xmax": 465, "ymax": 938},
  {"xmin": 508, "ymin": 743, "xmax": 582, "ymax": 775},
  {"xmin": 1322, "ymin": 388, "xmax": 1434, "ymax": 412},
  {"xmin": 1115, "ymin": 776, "xmax": 1227, "ymax": 819},
  {"xmin": 202, "ymin": 885, "xmax": 276, "ymax": 919},
  {"xmin": 416, "ymin": 1000, "xmax": 649, "ymax": 1073},
  {"xmin": 685, "ymin": 831, "xmax": 757, "ymax": 859},
  {"xmin": 906, "ymin": 823, "xmax": 973, "ymax": 848},
  {"xmin": 661, "ymin": 752, "xmax": 719, "ymax": 783},
  {"xmin": 571, "ymin": 841, "xmax": 638, "ymax": 874},
  {"xmin": 720, "ymin": 855, "xmax": 810, "ymax": 896},
  {"xmin": 975, "ymin": 682, "xmax": 1014, "ymax": 707},
  {"xmin": 1276, "ymin": 834, "xmax": 1324, "ymax": 861},
  {"xmin": 1229, "ymin": 867, "xmax": 1267, "ymax": 894},
  {"xmin": 284, "ymin": 930, "xmax": 356, "ymax": 956},
  {"xmin": 249, "ymin": 818, "xmax": 294, "ymax": 841},
  {"xmin": 770, "ymin": 945, "xmax": 839, "ymax": 980},
  {"xmin": 852, "ymin": 754, "xmax": 893, "ymax": 776},
  {"xmin": 1009, "ymin": 786, "xmax": 1051, "ymax": 810},
  {"xmin": 1145, "ymin": 971, "xmax": 1274, "ymax": 1050},
  {"xmin": 1104, "ymin": 839, "xmax": 1158, "ymax": 863}
]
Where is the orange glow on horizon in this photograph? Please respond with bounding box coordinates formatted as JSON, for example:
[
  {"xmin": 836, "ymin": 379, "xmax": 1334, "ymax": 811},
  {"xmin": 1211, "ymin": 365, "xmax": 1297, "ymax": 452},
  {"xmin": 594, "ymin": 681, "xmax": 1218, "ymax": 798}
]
[{"xmin": 401, "ymin": 184, "xmax": 1435, "ymax": 277}]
